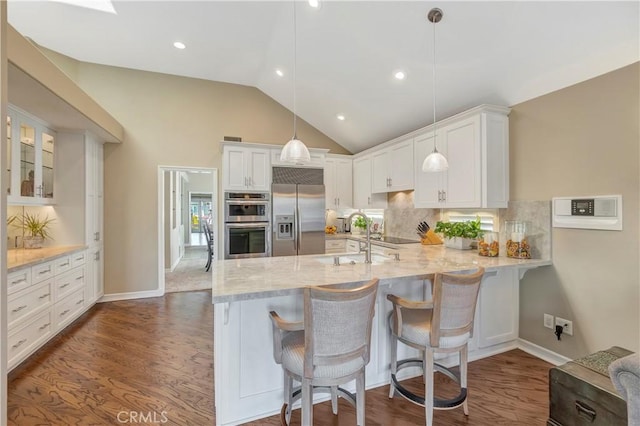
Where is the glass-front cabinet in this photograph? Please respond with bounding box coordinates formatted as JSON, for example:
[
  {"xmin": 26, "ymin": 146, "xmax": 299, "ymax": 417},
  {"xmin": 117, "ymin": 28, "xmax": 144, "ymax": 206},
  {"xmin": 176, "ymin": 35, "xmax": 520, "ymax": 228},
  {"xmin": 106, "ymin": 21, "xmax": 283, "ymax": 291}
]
[{"xmin": 8, "ymin": 106, "xmax": 56, "ymax": 204}]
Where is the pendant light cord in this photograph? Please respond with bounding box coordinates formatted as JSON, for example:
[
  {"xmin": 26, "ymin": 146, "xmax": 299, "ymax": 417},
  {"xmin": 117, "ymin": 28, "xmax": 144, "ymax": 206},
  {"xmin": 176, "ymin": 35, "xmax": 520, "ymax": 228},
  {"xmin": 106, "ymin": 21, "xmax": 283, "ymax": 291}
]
[
  {"xmin": 292, "ymin": 1, "xmax": 298, "ymax": 139},
  {"xmin": 432, "ymin": 11, "xmax": 438, "ymax": 153}
]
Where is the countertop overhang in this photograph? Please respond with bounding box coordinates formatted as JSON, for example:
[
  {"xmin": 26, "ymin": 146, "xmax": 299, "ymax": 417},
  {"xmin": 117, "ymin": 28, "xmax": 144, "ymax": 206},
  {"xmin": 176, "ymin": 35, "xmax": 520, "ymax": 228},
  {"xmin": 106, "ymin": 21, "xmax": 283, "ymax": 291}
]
[{"xmin": 212, "ymin": 242, "xmax": 552, "ymax": 303}]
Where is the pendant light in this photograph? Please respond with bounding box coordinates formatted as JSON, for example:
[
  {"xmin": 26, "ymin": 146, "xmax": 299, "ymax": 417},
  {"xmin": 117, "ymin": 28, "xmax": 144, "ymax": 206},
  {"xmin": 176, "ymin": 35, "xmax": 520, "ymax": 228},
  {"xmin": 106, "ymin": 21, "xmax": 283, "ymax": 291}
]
[
  {"xmin": 280, "ymin": 1, "xmax": 311, "ymax": 164},
  {"xmin": 422, "ymin": 8, "xmax": 449, "ymax": 173}
]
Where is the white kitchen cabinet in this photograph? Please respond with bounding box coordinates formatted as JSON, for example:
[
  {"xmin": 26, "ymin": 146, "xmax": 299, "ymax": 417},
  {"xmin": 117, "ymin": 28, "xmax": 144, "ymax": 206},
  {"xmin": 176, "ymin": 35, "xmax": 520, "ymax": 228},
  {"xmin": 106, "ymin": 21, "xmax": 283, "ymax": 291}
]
[
  {"xmin": 85, "ymin": 135, "xmax": 104, "ymax": 248},
  {"xmin": 222, "ymin": 144, "xmax": 270, "ymax": 191},
  {"xmin": 371, "ymin": 138, "xmax": 414, "ymax": 193},
  {"xmin": 414, "ymin": 105, "xmax": 510, "ymax": 208},
  {"xmin": 352, "ymin": 155, "xmax": 387, "ymax": 209},
  {"xmin": 7, "ymin": 106, "xmax": 57, "ymax": 205},
  {"xmin": 324, "ymin": 155, "xmax": 352, "ymax": 210},
  {"xmin": 325, "ymin": 239, "xmax": 346, "ymax": 254},
  {"xmin": 346, "ymin": 239, "xmax": 360, "ymax": 253},
  {"xmin": 7, "ymin": 249, "xmax": 96, "ymax": 371},
  {"xmin": 477, "ymin": 268, "xmax": 519, "ymax": 348}
]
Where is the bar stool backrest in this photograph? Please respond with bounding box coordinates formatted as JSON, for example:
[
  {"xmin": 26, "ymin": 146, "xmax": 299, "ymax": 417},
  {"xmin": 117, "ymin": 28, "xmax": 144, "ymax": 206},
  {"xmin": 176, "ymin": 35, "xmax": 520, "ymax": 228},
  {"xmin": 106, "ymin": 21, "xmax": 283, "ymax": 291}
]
[
  {"xmin": 303, "ymin": 279, "xmax": 379, "ymax": 379},
  {"xmin": 430, "ymin": 267, "xmax": 484, "ymax": 347}
]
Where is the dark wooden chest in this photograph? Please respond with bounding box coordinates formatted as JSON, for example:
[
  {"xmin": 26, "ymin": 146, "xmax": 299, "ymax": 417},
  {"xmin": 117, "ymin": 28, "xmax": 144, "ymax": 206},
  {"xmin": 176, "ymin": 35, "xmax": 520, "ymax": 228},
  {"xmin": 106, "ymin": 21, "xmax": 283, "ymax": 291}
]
[{"xmin": 548, "ymin": 346, "xmax": 631, "ymax": 426}]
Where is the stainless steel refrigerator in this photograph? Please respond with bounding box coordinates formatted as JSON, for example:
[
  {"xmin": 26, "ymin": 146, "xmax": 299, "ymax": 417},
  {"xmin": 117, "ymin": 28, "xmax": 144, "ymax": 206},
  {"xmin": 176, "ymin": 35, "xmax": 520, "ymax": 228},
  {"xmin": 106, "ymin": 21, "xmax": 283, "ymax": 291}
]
[{"xmin": 272, "ymin": 168, "xmax": 325, "ymax": 256}]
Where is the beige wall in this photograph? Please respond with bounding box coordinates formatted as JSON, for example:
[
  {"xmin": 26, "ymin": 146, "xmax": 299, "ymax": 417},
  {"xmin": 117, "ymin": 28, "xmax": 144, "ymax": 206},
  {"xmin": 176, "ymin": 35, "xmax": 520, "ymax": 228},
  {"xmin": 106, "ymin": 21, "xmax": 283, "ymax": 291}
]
[
  {"xmin": 40, "ymin": 56, "xmax": 348, "ymax": 294},
  {"xmin": 511, "ymin": 62, "xmax": 639, "ymax": 357}
]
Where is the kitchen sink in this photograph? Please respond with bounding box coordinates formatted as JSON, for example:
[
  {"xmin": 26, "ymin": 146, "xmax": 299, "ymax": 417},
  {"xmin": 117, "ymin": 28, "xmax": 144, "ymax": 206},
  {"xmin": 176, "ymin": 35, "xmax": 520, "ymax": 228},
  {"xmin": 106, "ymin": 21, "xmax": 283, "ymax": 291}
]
[{"xmin": 313, "ymin": 253, "xmax": 395, "ymax": 265}]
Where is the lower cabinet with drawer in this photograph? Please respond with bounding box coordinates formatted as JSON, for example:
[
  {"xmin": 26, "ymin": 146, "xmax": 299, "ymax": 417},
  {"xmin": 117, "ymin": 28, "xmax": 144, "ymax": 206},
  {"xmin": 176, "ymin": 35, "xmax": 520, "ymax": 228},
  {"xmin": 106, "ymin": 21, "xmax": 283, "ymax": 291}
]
[
  {"xmin": 8, "ymin": 310, "xmax": 53, "ymax": 369},
  {"xmin": 7, "ymin": 249, "xmax": 94, "ymax": 371}
]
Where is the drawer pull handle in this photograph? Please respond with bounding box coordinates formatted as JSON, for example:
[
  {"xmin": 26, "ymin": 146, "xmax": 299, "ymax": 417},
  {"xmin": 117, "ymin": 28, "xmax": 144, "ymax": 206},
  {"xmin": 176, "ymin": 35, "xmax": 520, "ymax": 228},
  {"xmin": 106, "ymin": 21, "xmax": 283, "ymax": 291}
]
[
  {"xmin": 76, "ymin": 276, "xmax": 83, "ymax": 281},
  {"xmin": 59, "ymin": 262, "xmax": 69, "ymax": 267},
  {"xmin": 60, "ymin": 309, "xmax": 70, "ymax": 317},
  {"xmin": 38, "ymin": 323, "xmax": 50, "ymax": 331},
  {"xmin": 39, "ymin": 268, "xmax": 51, "ymax": 275},
  {"xmin": 12, "ymin": 339, "xmax": 27, "ymax": 349},
  {"xmin": 76, "ymin": 299, "xmax": 84, "ymax": 305},
  {"xmin": 575, "ymin": 401, "xmax": 596, "ymax": 422},
  {"xmin": 11, "ymin": 305, "xmax": 27, "ymax": 313},
  {"xmin": 60, "ymin": 283, "xmax": 70, "ymax": 289},
  {"xmin": 38, "ymin": 293, "xmax": 51, "ymax": 299},
  {"xmin": 10, "ymin": 278, "xmax": 27, "ymax": 285}
]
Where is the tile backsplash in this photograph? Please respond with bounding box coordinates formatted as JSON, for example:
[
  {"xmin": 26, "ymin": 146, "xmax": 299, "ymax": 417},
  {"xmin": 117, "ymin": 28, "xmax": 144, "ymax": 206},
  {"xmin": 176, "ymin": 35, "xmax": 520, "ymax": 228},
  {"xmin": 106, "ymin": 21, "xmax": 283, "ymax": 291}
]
[
  {"xmin": 384, "ymin": 191, "xmax": 440, "ymax": 241},
  {"xmin": 384, "ymin": 191, "xmax": 551, "ymax": 260}
]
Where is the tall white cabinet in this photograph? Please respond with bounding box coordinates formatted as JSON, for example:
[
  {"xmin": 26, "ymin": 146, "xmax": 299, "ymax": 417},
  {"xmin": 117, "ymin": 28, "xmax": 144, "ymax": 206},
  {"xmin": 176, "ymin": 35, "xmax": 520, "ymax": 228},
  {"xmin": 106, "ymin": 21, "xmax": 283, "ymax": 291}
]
[
  {"xmin": 414, "ymin": 105, "xmax": 510, "ymax": 208},
  {"xmin": 324, "ymin": 155, "xmax": 352, "ymax": 210},
  {"xmin": 85, "ymin": 135, "xmax": 104, "ymax": 304}
]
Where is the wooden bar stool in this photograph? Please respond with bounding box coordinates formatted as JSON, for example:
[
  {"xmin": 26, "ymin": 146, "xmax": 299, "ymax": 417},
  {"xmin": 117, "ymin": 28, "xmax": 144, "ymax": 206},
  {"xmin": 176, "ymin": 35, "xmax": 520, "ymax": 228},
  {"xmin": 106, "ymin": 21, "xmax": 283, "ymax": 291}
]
[
  {"xmin": 387, "ymin": 267, "xmax": 485, "ymax": 426},
  {"xmin": 270, "ymin": 278, "xmax": 379, "ymax": 425}
]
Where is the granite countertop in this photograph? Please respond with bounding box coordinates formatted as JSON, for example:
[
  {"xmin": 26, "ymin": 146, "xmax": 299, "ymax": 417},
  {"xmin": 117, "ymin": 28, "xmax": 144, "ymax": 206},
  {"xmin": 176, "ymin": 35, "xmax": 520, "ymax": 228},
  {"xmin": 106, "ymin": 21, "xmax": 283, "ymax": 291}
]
[
  {"xmin": 212, "ymin": 242, "xmax": 552, "ymax": 303},
  {"xmin": 8, "ymin": 245, "xmax": 87, "ymax": 272}
]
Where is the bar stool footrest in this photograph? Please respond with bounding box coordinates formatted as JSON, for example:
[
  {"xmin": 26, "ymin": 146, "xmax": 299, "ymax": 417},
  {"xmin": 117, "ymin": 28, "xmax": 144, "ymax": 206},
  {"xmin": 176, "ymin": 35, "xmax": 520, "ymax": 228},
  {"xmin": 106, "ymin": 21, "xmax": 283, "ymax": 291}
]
[{"xmin": 391, "ymin": 358, "xmax": 467, "ymax": 409}]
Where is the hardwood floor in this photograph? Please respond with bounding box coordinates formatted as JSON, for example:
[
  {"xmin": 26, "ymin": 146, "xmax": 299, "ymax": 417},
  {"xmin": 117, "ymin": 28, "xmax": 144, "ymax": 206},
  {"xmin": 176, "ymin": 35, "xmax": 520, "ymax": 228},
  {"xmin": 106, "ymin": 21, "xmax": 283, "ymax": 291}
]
[
  {"xmin": 8, "ymin": 291, "xmax": 552, "ymax": 425},
  {"xmin": 8, "ymin": 291, "xmax": 214, "ymax": 425}
]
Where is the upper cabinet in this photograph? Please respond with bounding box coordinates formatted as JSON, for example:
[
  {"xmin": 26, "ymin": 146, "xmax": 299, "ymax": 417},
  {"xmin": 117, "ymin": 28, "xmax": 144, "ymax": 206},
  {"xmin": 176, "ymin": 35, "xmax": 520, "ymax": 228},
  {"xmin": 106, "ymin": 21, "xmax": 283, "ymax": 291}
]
[
  {"xmin": 8, "ymin": 106, "xmax": 57, "ymax": 205},
  {"xmin": 324, "ymin": 155, "xmax": 352, "ymax": 210},
  {"xmin": 371, "ymin": 137, "xmax": 414, "ymax": 193},
  {"xmin": 353, "ymin": 155, "xmax": 387, "ymax": 209},
  {"xmin": 222, "ymin": 144, "xmax": 271, "ymax": 192},
  {"xmin": 414, "ymin": 105, "xmax": 510, "ymax": 209}
]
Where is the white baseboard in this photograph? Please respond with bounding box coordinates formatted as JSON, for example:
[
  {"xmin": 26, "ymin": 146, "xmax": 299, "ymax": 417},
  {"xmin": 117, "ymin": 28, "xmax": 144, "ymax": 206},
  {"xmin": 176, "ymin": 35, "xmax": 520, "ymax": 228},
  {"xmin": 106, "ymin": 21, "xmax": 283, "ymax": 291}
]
[
  {"xmin": 517, "ymin": 338, "xmax": 571, "ymax": 366},
  {"xmin": 100, "ymin": 289, "xmax": 164, "ymax": 303}
]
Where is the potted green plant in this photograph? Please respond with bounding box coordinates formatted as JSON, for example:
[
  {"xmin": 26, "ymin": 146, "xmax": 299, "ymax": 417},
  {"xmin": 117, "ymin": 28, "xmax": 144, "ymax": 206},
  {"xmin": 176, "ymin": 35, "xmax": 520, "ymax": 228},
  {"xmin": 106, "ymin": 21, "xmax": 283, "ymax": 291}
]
[
  {"xmin": 15, "ymin": 212, "xmax": 55, "ymax": 249},
  {"xmin": 434, "ymin": 218, "xmax": 484, "ymax": 250},
  {"xmin": 352, "ymin": 216, "xmax": 372, "ymax": 235}
]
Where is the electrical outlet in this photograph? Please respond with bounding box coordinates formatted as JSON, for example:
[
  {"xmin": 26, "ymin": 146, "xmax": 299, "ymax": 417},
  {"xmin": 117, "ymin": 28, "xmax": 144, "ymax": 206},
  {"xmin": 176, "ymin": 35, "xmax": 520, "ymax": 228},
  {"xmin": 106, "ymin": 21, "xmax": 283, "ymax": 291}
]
[
  {"xmin": 555, "ymin": 317, "xmax": 573, "ymax": 336},
  {"xmin": 544, "ymin": 313, "xmax": 554, "ymax": 329}
]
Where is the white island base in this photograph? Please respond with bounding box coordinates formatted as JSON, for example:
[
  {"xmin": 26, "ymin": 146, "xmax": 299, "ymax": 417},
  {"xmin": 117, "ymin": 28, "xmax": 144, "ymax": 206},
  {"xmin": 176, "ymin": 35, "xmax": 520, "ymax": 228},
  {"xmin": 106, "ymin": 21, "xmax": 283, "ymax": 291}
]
[{"xmin": 214, "ymin": 266, "xmax": 530, "ymax": 426}]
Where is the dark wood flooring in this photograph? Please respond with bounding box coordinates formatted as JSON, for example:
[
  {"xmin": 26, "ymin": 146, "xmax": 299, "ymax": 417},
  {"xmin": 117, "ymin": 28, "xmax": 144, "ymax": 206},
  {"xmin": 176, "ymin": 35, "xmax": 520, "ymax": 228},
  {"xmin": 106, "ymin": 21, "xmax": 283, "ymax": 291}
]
[{"xmin": 8, "ymin": 291, "xmax": 552, "ymax": 425}]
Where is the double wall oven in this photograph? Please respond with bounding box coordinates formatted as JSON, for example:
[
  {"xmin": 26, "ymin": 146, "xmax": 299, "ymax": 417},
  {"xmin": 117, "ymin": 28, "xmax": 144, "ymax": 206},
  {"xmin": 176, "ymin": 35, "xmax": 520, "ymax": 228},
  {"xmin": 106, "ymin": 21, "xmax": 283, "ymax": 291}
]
[{"xmin": 224, "ymin": 192, "xmax": 271, "ymax": 259}]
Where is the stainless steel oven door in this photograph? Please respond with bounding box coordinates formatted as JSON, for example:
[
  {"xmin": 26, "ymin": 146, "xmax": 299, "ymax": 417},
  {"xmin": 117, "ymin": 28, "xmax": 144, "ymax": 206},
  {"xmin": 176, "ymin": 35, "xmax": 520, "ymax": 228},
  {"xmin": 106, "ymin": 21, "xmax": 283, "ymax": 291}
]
[
  {"xmin": 224, "ymin": 199, "xmax": 271, "ymax": 223},
  {"xmin": 224, "ymin": 222, "xmax": 271, "ymax": 259}
]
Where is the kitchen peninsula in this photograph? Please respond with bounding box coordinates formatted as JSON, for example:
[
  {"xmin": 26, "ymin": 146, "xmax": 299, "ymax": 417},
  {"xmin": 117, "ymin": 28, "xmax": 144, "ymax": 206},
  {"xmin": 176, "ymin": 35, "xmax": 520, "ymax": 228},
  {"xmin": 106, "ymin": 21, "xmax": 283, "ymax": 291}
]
[{"xmin": 212, "ymin": 242, "xmax": 551, "ymax": 426}]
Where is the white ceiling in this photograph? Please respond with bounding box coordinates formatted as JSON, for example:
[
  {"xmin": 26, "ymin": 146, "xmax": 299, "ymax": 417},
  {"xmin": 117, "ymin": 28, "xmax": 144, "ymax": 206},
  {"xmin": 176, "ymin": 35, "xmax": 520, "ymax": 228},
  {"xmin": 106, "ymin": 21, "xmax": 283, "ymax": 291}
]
[{"xmin": 7, "ymin": 1, "xmax": 639, "ymax": 154}]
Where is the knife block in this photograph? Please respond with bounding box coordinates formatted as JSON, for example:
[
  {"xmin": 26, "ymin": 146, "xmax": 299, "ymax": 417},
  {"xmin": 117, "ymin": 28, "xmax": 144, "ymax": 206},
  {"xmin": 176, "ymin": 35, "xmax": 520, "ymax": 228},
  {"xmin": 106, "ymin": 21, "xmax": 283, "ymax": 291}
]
[{"xmin": 421, "ymin": 229, "xmax": 443, "ymax": 245}]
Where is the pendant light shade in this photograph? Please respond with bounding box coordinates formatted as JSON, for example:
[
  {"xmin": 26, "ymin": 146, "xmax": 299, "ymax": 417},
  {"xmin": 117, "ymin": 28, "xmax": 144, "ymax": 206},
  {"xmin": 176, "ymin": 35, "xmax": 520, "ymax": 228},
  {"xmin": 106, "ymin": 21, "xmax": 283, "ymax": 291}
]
[
  {"xmin": 422, "ymin": 148, "xmax": 449, "ymax": 172},
  {"xmin": 280, "ymin": 138, "xmax": 310, "ymax": 163},
  {"xmin": 280, "ymin": 1, "xmax": 311, "ymax": 164},
  {"xmin": 422, "ymin": 8, "xmax": 449, "ymax": 173}
]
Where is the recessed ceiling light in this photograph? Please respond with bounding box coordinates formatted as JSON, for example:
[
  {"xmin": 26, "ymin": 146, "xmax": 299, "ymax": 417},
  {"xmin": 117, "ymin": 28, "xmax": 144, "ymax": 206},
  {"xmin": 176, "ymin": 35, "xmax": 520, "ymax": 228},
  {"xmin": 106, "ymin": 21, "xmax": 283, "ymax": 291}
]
[
  {"xmin": 275, "ymin": 69, "xmax": 284, "ymax": 77},
  {"xmin": 173, "ymin": 41, "xmax": 186, "ymax": 50},
  {"xmin": 308, "ymin": 0, "xmax": 321, "ymax": 9},
  {"xmin": 394, "ymin": 71, "xmax": 406, "ymax": 80},
  {"xmin": 337, "ymin": 114, "xmax": 346, "ymax": 121}
]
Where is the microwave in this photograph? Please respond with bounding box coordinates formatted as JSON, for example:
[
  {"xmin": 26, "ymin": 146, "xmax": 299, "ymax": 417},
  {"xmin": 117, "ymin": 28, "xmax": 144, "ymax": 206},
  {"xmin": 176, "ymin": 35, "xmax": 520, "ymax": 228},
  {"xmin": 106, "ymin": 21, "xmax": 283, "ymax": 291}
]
[{"xmin": 224, "ymin": 192, "xmax": 271, "ymax": 223}]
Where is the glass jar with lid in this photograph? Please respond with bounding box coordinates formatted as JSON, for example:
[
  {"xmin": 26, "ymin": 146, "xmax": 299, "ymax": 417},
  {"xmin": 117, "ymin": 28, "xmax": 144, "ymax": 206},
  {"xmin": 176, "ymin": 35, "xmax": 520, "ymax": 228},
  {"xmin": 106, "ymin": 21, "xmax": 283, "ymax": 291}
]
[{"xmin": 505, "ymin": 221, "xmax": 531, "ymax": 259}]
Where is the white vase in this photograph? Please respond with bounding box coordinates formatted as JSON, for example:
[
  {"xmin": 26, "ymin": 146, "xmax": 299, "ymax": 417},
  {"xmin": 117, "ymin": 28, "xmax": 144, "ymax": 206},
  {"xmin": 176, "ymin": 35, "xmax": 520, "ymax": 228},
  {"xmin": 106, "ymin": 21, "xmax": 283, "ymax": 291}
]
[
  {"xmin": 23, "ymin": 236, "xmax": 44, "ymax": 249},
  {"xmin": 443, "ymin": 237, "xmax": 476, "ymax": 250}
]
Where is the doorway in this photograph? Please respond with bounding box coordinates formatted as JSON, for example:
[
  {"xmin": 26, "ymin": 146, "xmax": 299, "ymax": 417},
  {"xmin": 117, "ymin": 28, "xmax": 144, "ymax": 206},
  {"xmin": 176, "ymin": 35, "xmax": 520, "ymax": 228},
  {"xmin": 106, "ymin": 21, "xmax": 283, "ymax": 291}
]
[
  {"xmin": 189, "ymin": 193, "xmax": 213, "ymax": 246},
  {"xmin": 157, "ymin": 166, "xmax": 217, "ymax": 295}
]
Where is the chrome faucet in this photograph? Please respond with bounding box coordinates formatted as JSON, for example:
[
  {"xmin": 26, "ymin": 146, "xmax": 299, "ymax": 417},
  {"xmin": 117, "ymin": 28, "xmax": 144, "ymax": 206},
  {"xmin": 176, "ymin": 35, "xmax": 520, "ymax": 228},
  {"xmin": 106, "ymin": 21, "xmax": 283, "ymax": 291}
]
[{"xmin": 347, "ymin": 212, "xmax": 372, "ymax": 263}]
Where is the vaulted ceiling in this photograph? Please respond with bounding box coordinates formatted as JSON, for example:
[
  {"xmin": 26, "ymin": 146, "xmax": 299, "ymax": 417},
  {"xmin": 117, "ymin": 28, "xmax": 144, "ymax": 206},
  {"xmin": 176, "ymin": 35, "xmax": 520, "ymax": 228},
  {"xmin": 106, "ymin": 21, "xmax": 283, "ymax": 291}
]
[{"xmin": 7, "ymin": 1, "xmax": 639, "ymax": 153}]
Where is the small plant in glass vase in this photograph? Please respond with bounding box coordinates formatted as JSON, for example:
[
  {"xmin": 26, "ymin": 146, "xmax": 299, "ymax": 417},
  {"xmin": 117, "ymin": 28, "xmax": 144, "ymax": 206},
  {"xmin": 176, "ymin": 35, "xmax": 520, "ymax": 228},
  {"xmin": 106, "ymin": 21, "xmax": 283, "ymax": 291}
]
[
  {"xmin": 15, "ymin": 212, "xmax": 55, "ymax": 249},
  {"xmin": 434, "ymin": 218, "xmax": 484, "ymax": 250}
]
